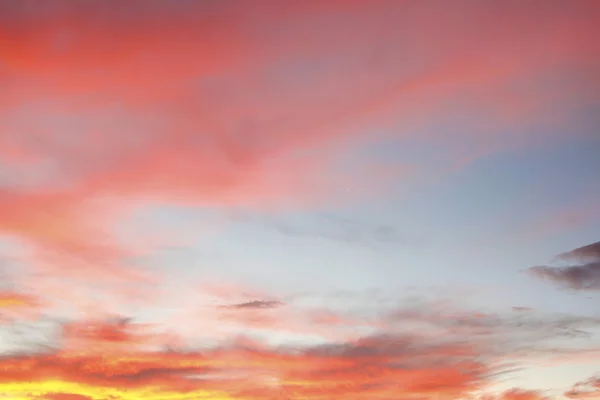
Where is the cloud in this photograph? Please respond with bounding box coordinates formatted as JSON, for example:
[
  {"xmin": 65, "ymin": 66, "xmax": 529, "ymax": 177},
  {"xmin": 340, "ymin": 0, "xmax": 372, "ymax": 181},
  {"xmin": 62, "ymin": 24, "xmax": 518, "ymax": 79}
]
[
  {"xmin": 0, "ymin": 2, "xmax": 599, "ymax": 398},
  {"xmin": 0, "ymin": 291, "xmax": 37, "ymax": 309},
  {"xmin": 0, "ymin": 317, "xmax": 512, "ymax": 399},
  {"xmin": 1, "ymin": 291, "xmax": 598, "ymax": 399},
  {"xmin": 556, "ymin": 242, "xmax": 600, "ymax": 263},
  {"xmin": 0, "ymin": 291, "xmax": 41, "ymax": 323},
  {"xmin": 2, "ymin": 262, "xmax": 599, "ymax": 398},
  {"xmin": 40, "ymin": 394, "xmax": 93, "ymax": 400},
  {"xmin": 1, "ymin": 0, "xmax": 598, "ymax": 275},
  {"xmin": 489, "ymin": 389, "xmax": 549, "ymax": 400},
  {"xmin": 565, "ymin": 376, "xmax": 600, "ymax": 399},
  {"xmin": 222, "ymin": 300, "xmax": 284, "ymax": 310},
  {"xmin": 529, "ymin": 241, "xmax": 600, "ymax": 290}
]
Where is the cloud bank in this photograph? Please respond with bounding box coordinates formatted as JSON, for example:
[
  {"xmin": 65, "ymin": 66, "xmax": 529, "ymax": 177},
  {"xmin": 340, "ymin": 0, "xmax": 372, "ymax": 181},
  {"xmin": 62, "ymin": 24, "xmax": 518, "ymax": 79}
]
[{"xmin": 0, "ymin": 293, "xmax": 598, "ymax": 400}]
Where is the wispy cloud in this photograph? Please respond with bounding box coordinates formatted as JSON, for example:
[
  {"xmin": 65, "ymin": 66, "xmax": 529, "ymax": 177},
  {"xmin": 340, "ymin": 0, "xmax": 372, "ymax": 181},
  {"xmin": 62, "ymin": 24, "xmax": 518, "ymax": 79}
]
[
  {"xmin": 221, "ymin": 300, "xmax": 284, "ymax": 310},
  {"xmin": 565, "ymin": 375, "xmax": 600, "ymax": 399},
  {"xmin": 491, "ymin": 389, "xmax": 549, "ymax": 400},
  {"xmin": 529, "ymin": 241, "xmax": 600, "ymax": 291}
]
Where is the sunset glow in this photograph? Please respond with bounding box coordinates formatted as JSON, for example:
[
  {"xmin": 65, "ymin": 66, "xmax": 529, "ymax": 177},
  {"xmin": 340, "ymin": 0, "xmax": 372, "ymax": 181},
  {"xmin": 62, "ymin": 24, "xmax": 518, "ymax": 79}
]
[{"xmin": 1, "ymin": 1, "xmax": 599, "ymax": 399}]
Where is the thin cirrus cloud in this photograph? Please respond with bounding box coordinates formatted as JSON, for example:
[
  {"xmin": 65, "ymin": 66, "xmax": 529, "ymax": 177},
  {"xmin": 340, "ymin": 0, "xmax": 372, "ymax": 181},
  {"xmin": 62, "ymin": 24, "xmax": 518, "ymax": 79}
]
[
  {"xmin": 565, "ymin": 376, "xmax": 600, "ymax": 399},
  {"xmin": 1, "ymin": 0, "xmax": 599, "ymax": 284},
  {"xmin": 529, "ymin": 241, "xmax": 600, "ymax": 291}
]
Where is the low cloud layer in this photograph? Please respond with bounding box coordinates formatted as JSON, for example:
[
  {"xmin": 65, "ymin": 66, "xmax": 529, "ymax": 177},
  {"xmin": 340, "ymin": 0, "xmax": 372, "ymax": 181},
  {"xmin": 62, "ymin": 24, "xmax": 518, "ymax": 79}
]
[
  {"xmin": 0, "ymin": 294, "xmax": 598, "ymax": 400},
  {"xmin": 530, "ymin": 241, "xmax": 600, "ymax": 291}
]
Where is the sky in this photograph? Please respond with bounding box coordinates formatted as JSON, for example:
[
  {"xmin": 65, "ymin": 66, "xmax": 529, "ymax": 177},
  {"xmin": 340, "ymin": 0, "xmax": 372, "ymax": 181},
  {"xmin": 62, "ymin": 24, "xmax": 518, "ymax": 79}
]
[{"xmin": 0, "ymin": 0, "xmax": 600, "ymax": 399}]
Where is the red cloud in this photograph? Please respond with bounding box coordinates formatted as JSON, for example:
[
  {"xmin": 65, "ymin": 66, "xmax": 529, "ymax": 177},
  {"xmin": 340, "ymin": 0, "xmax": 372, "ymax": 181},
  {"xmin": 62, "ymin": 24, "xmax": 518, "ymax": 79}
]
[
  {"xmin": 480, "ymin": 389, "xmax": 549, "ymax": 400},
  {"xmin": 500, "ymin": 389, "xmax": 549, "ymax": 400}
]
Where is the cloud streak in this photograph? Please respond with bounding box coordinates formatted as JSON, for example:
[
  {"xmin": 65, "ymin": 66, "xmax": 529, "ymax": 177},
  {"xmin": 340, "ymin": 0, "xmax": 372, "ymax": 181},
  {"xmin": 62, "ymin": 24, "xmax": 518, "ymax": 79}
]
[
  {"xmin": 221, "ymin": 300, "xmax": 285, "ymax": 310},
  {"xmin": 530, "ymin": 241, "xmax": 600, "ymax": 291}
]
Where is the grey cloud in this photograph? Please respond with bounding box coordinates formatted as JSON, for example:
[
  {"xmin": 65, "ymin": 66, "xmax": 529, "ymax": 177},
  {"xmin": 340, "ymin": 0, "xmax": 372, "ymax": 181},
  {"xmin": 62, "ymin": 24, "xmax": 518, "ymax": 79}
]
[
  {"xmin": 529, "ymin": 241, "xmax": 600, "ymax": 291},
  {"xmin": 556, "ymin": 241, "xmax": 600, "ymax": 262},
  {"xmin": 221, "ymin": 300, "xmax": 284, "ymax": 310},
  {"xmin": 530, "ymin": 262, "xmax": 600, "ymax": 291},
  {"xmin": 383, "ymin": 302, "xmax": 600, "ymax": 351}
]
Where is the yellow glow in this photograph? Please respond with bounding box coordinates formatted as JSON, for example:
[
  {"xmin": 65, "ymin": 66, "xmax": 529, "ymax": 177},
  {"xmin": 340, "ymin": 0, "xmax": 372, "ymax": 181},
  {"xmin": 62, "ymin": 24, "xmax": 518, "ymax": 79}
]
[
  {"xmin": 0, "ymin": 299, "xmax": 28, "ymax": 308},
  {"xmin": 0, "ymin": 380, "xmax": 235, "ymax": 400}
]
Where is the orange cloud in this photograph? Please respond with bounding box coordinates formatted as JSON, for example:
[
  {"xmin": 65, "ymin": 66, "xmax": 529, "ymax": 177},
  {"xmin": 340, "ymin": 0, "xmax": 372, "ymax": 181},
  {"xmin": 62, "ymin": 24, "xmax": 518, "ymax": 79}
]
[
  {"xmin": 0, "ymin": 325, "xmax": 492, "ymax": 399},
  {"xmin": 42, "ymin": 395, "xmax": 93, "ymax": 400},
  {"xmin": 0, "ymin": 291, "xmax": 41, "ymax": 323},
  {"xmin": 500, "ymin": 389, "xmax": 549, "ymax": 400},
  {"xmin": 480, "ymin": 389, "xmax": 549, "ymax": 400}
]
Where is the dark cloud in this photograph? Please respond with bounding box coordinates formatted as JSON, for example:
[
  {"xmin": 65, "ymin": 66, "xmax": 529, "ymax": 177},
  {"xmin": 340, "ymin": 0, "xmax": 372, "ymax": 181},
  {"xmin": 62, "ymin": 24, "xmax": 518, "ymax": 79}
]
[
  {"xmin": 222, "ymin": 300, "xmax": 284, "ymax": 310},
  {"xmin": 512, "ymin": 307, "xmax": 533, "ymax": 312},
  {"xmin": 556, "ymin": 241, "xmax": 600, "ymax": 262},
  {"xmin": 529, "ymin": 241, "xmax": 600, "ymax": 291}
]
